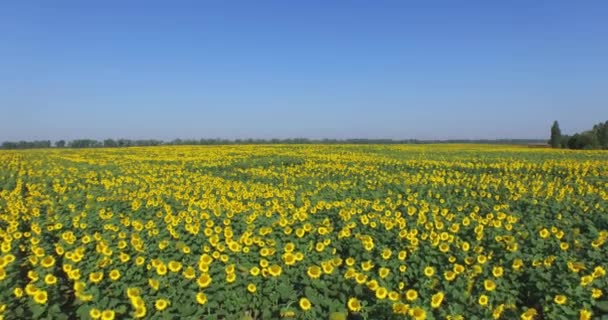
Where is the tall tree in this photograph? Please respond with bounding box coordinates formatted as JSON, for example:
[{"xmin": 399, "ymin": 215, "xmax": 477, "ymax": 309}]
[{"xmin": 550, "ymin": 121, "xmax": 562, "ymax": 148}]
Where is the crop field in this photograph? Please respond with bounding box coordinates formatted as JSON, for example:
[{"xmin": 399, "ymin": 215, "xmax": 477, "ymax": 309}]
[{"xmin": 0, "ymin": 144, "xmax": 607, "ymax": 320}]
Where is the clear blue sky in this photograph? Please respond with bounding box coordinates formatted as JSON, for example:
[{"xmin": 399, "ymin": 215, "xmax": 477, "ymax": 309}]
[{"xmin": 1, "ymin": 1, "xmax": 607, "ymax": 141}]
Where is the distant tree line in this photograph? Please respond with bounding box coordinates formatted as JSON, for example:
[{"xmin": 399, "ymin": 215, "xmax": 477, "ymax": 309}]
[
  {"xmin": 0, "ymin": 140, "xmax": 52, "ymax": 149},
  {"xmin": 1, "ymin": 138, "xmax": 552, "ymax": 149},
  {"xmin": 550, "ymin": 120, "xmax": 608, "ymax": 150}
]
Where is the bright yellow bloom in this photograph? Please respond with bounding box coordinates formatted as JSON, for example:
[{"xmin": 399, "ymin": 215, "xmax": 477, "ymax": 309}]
[
  {"xmin": 299, "ymin": 297, "xmax": 312, "ymax": 311},
  {"xmin": 478, "ymin": 294, "xmax": 489, "ymax": 306},
  {"xmin": 431, "ymin": 292, "xmax": 444, "ymax": 308},
  {"xmin": 109, "ymin": 269, "xmax": 120, "ymax": 281},
  {"xmin": 484, "ymin": 279, "xmax": 496, "ymax": 291},
  {"xmin": 89, "ymin": 308, "xmax": 102, "ymax": 319},
  {"xmin": 33, "ymin": 291, "xmax": 48, "ymax": 304},
  {"xmin": 101, "ymin": 310, "xmax": 115, "ymax": 320},
  {"xmin": 554, "ymin": 295, "xmax": 567, "ymax": 305},
  {"xmin": 405, "ymin": 289, "xmax": 418, "ymax": 301},
  {"xmin": 347, "ymin": 297, "xmax": 362, "ymax": 312},
  {"xmin": 155, "ymin": 299, "xmax": 169, "ymax": 311},
  {"xmin": 196, "ymin": 292, "xmax": 207, "ymax": 305}
]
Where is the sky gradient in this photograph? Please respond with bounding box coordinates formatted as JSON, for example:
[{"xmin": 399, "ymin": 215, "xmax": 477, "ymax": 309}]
[{"xmin": 1, "ymin": 1, "xmax": 607, "ymax": 141}]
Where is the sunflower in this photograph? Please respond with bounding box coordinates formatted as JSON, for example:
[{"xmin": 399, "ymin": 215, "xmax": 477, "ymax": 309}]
[
  {"xmin": 247, "ymin": 283, "xmax": 257, "ymax": 293},
  {"xmin": 431, "ymin": 292, "xmax": 444, "ymax": 308},
  {"xmin": 347, "ymin": 297, "xmax": 362, "ymax": 312},
  {"xmin": 148, "ymin": 278, "xmax": 160, "ymax": 290},
  {"xmin": 197, "ymin": 274, "xmax": 212, "ymax": 288},
  {"xmin": 109, "ymin": 269, "xmax": 120, "ymax": 281},
  {"xmin": 101, "ymin": 310, "xmax": 115, "ymax": 320},
  {"xmin": 478, "ymin": 294, "xmax": 489, "ymax": 306},
  {"xmin": 375, "ymin": 287, "xmax": 388, "ymax": 299},
  {"xmin": 424, "ymin": 266, "xmax": 435, "ymax": 277},
  {"xmin": 307, "ymin": 266, "xmax": 322, "ymax": 279},
  {"xmin": 554, "ymin": 295, "xmax": 567, "ymax": 305},
  {"xmin": 155, "ymin": 299, "xmax": 169, "ymax": 311},
  {"xmin": 484, "ymin": 279, "xmax": 496, "ymax": 291},
  {"xmin": 89, "ymin": 308, "xmax": 102, "ymax": 319},
  {"xmin": 492, "ymin": 266, "xmax": 504, "ymax": 277},
  {"xmin": 134, "ymin": 306, "xmax": 147, "ymax": 318},
  {"xmin": 196, "ymin": 292, "xmax": 208, "ymax": 305},
  {"xmin": 405, "ymin": 289, "xmax": 418, "ymax": 301},
  {"xmin": 89, "ymin": 272, "xmax": 103, "ymax": 283},
  {"xmin": 268, "ymin": 264, "xmax": 282, "ymax": 277},
  {"xmin": 379, "ymin": 267, "xmax": 390, "ymax": 279},
  {"xmin": 168, "ymin": 261, "xmax": 182, "ymax": 272},
  {"xmin": 299, "ymin": 298, "xmax": 312, "ymax": 311},
  {"xmin": 44, "ymin": 274, "xmax": 57, "ymax": 285},
  {"xmin": 409, "ymin": 307, "xmax": 426, "ymax": 320},
  {"xmin": 33, "ymin": 290, "xmax": 48, "ymax": 304}
]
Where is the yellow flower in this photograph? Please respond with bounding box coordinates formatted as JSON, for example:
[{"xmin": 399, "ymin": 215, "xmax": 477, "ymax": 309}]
[
  {"xmin": 155, "ymin": 299, "xmax": 169, "ymax": 311},
  {"xmin": 361, "ymin": 260, "xmax": 374, "ymax": 271},
  {"xmin": 25, "ymin": 284, "xmax": 38, "ymax": 296},
  {"xmin": 196, "ymin": 292, "xmax": 207, "ymax": 305},
  {"xmin": 40, "ymin": 256, "xmax": 55, "ymax": 268},
  {"xmin": 247, "ymin": 283, "xmax": 257, "ymax": 293},
  {"xmin": 388, "ymin": 291, "xmax": 399, "ymax": 301},
  {"xmin": 424, "ymin": 266, "xmax": 435, "ymax": 277},
  {"xmin": 33, "ymin": 291, "xmax": 48, "ymax": 304},
  {"xmin": 478, "ymin": 294, "xmax": 489, "ymax": 306},
  {"xmin": 44, "ymin": 274, "xmax": 57, "ymax": 285},
  {"xmin": 268, "ymin": 264, "xmax": 282, "ymax": 277},
  {"xmin": 109, "ymin": 269, "xmax": 120, "ymax": 281},
  {"xmin": 579, "ymin": 309, "xmax": 592, "ymax": 320},
  {"xmin": 431, "ymin": 292, "xmax": 444, "ymax": 308},
  {"xmin": 379, "ymin": 267, "xmax": 390, "ymax": 279},
  {"xmin": 442, "ymin": 270, "xmax": 456, "ymax": 281},
  {"xmin": 89, "ymin": 308, "xmax": 102, "ymax": 319},
  {"xmin": 134, "ymin": 306, "xmax": 146, "ymax": 318},
  {"xmin": 375, "ymin": 287, "xmax": 388, "ymax": 299},
  {"xmin": 126, "ymin": 287, "xmax": 141, "ymax": 299},
  {"xmin": 554, "ymin": 295, "xmax": 567, "ymax": 305},
  {"xmin": 539, "ymin": 228, "xmax": 550, "ymax": 238},
  {"xmin": 409, "ymin": 307, "xmax": 426, "ymax": 320},
  {"xmin": 405, "ymin": 289, "xmax": 418, "ymax": 301},
  {"xmin": 591, "ymin": 288, "xmax": 602, "ymax": 299},
  {"xmin": 299, "ymin": 297, "xmax": 312, "ymax": 311},
  {"xmin": 148, "ymin": 278, "xmax": 160, "ymax": 290},
  {"xmin": 307, "ymin": 266, "xmax": 322, "ymax": 279},
  {"xmin": 347, "ymin": 297, "xmax": 362, "ymax": 312},
  {"xmin": 168, "ymin": 261, "xmax": 182, "ymax": 272},
  {"xmin": 492, "ymin": 266, "xmax": 504, "ymax": 277},
  {"xmin": 183, "ymin": 267, "xmax": 196, "ymax": 280},
  {"xmin": 250, "ymin": 266, "xmax": 260, "ymax": 276},
  {"xmin": 14, "ymin": 287, "xmax": 24, "ymax": 298},
  {"xmin": 521, "ymin": 308, "xmax": 537, "ymax": 320},
  {"xmin": 355, "ymin": 273, "xmax": 367, "ymax": 284},
  {"xmin": 89, "ymin": 272, "xmax": 103, "ymax": 283},
  {"xmin": 197, "ymin": 274, "xmax": 212, "ymax": 288},
  {"xmin": 484, "ymin": 279, "xmax": 496, "ymax": 291},
  {"xmin": 101, "ymin": 310, "xmax": 115, "ymax": 320}
]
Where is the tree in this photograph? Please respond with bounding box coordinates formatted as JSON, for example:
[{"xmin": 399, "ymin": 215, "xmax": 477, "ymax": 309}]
[
  {"xmin": 55, "ymin": 140, "xmax": 66, "ymax": 148},
  {"xmin": 549, "ymin": 121, "xmax": 562, "ymax": 148},
  {"xmin": 103, "ymin": 139, "xmax": 117, "ymax": 147}
]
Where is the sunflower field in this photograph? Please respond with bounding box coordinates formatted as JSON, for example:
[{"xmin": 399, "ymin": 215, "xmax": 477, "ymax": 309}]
[{"xmin": 0, "ymin": 144, "xmax": 607, "ymax": 320}]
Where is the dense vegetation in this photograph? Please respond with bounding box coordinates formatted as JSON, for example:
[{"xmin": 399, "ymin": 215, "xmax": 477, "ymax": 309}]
[
  {"xmin": 1, "ymin": 145, "xmax": 607, "ymax": 320},
  {"xmin": 550, "ymin": 121, "xmax": 608, "ymax": 150}
]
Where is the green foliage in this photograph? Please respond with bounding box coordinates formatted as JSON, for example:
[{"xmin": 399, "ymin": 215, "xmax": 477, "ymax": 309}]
[{"xmin": 550, "ymin": 121, "xmax": 562, "ymax": 148}]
